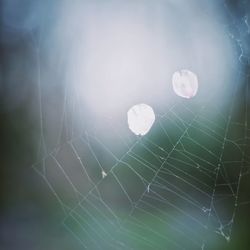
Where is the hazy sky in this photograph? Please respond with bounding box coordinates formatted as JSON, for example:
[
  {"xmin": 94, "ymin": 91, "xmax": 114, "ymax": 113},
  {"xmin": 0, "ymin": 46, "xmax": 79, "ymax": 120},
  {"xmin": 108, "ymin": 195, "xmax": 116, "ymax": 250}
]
[{"xmin": 1, "ymin": 1, "xmax": 250, "ymax": 250}]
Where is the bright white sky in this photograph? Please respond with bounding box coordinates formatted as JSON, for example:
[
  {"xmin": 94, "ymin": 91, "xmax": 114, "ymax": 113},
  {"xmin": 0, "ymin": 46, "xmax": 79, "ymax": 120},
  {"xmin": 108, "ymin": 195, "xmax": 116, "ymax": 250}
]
[{"xmin": 54, "ymin": 0, "xmax": 236, "ymax": 125}]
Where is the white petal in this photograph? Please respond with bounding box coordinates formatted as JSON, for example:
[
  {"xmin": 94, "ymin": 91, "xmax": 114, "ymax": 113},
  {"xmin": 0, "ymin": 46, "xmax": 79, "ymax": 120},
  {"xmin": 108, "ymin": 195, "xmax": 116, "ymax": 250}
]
[
  {"xmin": 127, "ymin": 103, "xmax": 155, "ymax": 136},
  {"xmin": 172, "ymin": 69, "xmax": 198, "ymax": 99},
  {"xmin": 102, "ymin": 170, "xmax": 107, "ymax": 178}
]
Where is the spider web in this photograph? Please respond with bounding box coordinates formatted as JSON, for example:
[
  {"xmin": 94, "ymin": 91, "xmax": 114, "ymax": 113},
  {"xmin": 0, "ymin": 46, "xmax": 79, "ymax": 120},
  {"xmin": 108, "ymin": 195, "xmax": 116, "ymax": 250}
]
[{"xmin": 31, "ymin": 1, "xmax": 250, "ymax": 249}]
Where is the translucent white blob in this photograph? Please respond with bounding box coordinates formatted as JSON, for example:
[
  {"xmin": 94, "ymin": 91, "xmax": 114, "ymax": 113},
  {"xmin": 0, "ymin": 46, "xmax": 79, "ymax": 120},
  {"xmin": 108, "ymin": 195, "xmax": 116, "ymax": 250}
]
[
  {"xmin": 172, "ymin": 69, "xmax": 198, "ymax": 99},
  {"xmin": 127, "ymin": 104, "xmax": 155, "ymax": 136}
]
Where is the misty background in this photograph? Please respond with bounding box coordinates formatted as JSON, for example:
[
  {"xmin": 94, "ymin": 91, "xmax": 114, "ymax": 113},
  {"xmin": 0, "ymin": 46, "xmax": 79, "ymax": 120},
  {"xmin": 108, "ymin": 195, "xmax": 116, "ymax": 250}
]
[{"xmin": 1, "ymin": 0, "xmax": 250, "ymax": 249}]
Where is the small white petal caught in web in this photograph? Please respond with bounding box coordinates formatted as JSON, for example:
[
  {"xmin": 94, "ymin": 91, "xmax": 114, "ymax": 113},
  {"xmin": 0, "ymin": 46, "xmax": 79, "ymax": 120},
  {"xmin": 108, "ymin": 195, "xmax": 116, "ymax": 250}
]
[
  {"xmin": 127, "ymin": 103, "xmax": 155, "ymax": 136},
  {"xmin": 172, "ymin": 69, "xmax": 198, "ymax": 99},
  {"xmin": 101, "ymin": 170, "xmax": 107, "ymax": 178}
]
